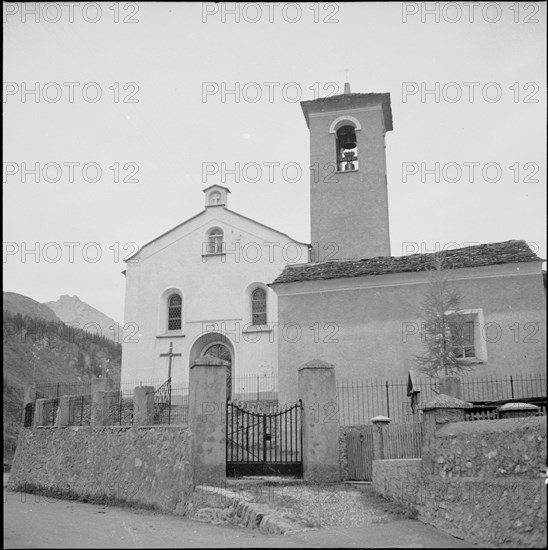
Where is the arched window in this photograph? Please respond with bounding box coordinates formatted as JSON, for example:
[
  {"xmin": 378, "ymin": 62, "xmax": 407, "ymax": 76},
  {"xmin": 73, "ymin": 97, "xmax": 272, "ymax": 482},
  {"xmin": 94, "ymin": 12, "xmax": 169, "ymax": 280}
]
[
  {"xmin": 210, "ymin": 191, "xmax": 221, "ymax": 205},
  {"xmin": 168, "ymin": 294, "xmax": 182, "ymax": 331},
  {"xmin": 207, "ymin": 227, "xmax": 224, "ymax": 254},
  {"xmin": 336, "ymin": 125, "xmax": 358, "ymax": 171},
  {"xmin": 251, "ymin": 288, "xmax": 267, "ymax": 325}
]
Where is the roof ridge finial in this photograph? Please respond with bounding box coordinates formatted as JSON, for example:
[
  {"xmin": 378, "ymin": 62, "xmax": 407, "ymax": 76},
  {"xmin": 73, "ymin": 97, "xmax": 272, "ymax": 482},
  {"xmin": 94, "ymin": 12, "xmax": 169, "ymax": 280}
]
[{"xmin": 344, "ymin": 67, "xmax": 351, "ymax": 94}]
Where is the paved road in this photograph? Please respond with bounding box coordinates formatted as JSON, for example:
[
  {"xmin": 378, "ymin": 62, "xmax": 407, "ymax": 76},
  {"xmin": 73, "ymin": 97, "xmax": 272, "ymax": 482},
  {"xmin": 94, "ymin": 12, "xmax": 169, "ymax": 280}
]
[{"xmin": 3, "ymin": 485, "xmax": 476, "ymax": 549}]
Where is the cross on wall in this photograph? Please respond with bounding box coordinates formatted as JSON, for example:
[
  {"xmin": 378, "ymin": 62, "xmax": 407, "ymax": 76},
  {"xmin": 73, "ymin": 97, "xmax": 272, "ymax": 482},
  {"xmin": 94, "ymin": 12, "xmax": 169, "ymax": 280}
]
[{"xmin": 160, "ymin": 341, "xmax": 182, "ymax": 380}]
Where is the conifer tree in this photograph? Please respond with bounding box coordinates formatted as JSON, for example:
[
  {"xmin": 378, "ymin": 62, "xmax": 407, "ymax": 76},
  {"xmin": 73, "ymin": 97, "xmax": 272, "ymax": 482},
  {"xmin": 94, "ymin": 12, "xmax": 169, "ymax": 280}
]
[{"xmin": 414, "ymin": 258, "xmax": 474, "ymax": 380}]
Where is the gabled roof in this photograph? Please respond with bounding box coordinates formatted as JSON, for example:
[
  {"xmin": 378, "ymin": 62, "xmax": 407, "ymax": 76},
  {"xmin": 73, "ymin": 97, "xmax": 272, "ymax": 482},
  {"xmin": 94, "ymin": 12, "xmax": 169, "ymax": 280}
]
[
  {"xmin": 123, "ymin": 208, "xmax": 310, "ymax": 262},
  {"xmin": 202, "ymin": 184, "xmax": 231, "ymax": 193},
  {"xmin": 271, "ymin": 240, "xmax": 543, "ymax": 285}
]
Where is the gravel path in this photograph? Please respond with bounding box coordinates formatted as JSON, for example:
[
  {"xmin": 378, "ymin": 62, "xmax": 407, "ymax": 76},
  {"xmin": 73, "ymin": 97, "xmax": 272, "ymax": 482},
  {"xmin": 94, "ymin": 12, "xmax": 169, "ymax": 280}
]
[{"xmin": 237, "ymin": 482, "xmax": 416, "ymax": 529}]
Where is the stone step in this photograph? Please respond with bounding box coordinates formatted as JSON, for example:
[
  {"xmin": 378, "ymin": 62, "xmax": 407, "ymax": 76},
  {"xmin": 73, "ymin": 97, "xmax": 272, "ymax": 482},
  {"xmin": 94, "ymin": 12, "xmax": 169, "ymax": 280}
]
[{"xmin": 188, "ymin": 484, "xmax": 307, "ymax": 535}]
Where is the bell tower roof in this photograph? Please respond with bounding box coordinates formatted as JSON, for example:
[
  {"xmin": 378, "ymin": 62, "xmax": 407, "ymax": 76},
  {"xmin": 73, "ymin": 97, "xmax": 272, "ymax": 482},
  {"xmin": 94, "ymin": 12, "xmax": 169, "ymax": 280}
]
[{"xmin": 300, "ymin": 91, "xmax": 393, "ymax": 131}]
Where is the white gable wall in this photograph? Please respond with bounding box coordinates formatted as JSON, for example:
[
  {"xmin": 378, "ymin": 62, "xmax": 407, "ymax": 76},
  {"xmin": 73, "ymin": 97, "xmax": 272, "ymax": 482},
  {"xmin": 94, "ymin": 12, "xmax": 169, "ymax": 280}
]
[{"xmin": 121, "ymin": 206, "xmax": 309, "ymax": 385}]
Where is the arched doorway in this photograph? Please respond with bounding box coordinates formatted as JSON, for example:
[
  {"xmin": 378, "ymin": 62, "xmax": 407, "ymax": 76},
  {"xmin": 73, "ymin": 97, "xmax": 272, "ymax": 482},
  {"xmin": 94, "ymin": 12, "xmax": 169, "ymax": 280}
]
[
  {"xmin": 189, "ymin": 333, "xmax": 234, "ymax": 399},
  {"xmin": 201, "ymin": 342, "xmax": 232, "ymax": 399}
]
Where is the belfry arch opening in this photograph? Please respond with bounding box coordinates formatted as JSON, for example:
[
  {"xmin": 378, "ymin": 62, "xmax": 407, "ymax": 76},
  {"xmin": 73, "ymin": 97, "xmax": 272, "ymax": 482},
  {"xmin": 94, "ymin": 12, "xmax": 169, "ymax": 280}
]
[{"xmin": 335, "ymin": 125, "xmax": 359, "ymax": 172}]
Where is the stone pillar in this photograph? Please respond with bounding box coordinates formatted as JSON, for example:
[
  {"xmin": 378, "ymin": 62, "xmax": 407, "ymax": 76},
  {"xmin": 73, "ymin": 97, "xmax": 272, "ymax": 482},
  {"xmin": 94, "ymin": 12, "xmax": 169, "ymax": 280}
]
[
  {"xmin": 133, "ymin": 386, "xmax": 155, "ymax": 426},
  {"xmin": 497, "ymin": 402, "xmax": 539, "ymax": 420},
  {"xmin": 189, "ymin": 356, "xmax": 228, "ymax": 485},
  {"xmin": 298, "ymin": 359, "xmax": 339, "ymax": 482},
  {"xmin": 34, "ymin": 398, "xmax": 50, "ymax": 427},
  {"xmin": 24, "ymin": 385, "xmax": 36, "ymax": 404},
  {"xmin": 22, "ymin": 385, "xmax": 37, "ymax": 426},
  {"xmin": 437, "ymin": 376, "xmax": 463, "ymax": 400},
  {"xmin": 91, "ymin": 378, "xmax": 114, "ymax": 426},
  {"xmin": 56, "ymin": 395, "xmax": 72, "ymax": 427},
  {"xmin": 421, "ymin": 394, "xmax": 471, "ymax": 475},
  {"xmin": 372, "ymin": 415, "xmax": 391, "ymax": 460}
]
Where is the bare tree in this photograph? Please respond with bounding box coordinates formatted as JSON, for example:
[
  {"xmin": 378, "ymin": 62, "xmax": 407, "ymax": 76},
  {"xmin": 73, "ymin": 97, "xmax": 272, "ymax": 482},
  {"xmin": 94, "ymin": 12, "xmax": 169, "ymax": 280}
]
[{"xmin": 414, "ymin": 258, "xmax": 475, "ymax": 380}]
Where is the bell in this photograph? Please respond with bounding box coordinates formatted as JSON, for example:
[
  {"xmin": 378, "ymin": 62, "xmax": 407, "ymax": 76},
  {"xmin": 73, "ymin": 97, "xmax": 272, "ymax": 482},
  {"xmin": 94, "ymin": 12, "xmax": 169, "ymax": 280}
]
[{"xmin": 337, "ymin": 126, "xmax": 357, "ymax": 150}]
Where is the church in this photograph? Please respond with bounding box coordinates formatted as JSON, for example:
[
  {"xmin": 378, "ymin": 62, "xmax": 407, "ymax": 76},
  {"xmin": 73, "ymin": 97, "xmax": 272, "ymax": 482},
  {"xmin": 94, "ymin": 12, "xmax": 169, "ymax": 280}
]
[
  {"xmin": 120, "ymin": 183, "xmax": 309, "ymax": 388},
  {"xmin": 121, "ymin": 84, "xmax": 545, "ymax": 400}
]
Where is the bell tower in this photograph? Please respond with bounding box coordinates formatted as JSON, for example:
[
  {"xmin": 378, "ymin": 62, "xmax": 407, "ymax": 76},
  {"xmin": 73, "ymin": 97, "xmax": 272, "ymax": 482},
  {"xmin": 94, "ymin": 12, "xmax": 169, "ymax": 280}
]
[{"xmin": 301, "ymin": 84, "xmax": 393, "ymax": 262}]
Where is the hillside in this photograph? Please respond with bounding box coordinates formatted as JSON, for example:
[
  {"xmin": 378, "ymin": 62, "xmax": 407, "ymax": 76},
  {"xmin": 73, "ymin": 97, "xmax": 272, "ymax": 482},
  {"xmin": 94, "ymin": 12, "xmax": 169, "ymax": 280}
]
[
  {"xmin": 3, "ymin": 310, "xmax": 122, "ymax": 467},
  {"xmin": 3, "ymin": 291, "xmax": 60, "ymax": 322},
  {"xmin": 45, "ymin": 295, "xmax": 121, "ymax": 342}
]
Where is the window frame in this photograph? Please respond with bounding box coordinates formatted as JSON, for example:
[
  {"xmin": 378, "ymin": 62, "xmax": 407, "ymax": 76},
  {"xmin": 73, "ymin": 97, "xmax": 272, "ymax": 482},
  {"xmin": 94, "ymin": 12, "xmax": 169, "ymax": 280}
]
[
  {"xmin": 251, "ymin": 287, "xmax": 267, "ymax": 326},
  {"xmin": 209, "ymin": 191, "xmax": 222, "ymax": 205},
  {"xmin": 167, "ymin": 293, "xmax": 182, "ymax": 332},
  {"xmin": 206, "ymin": 226, "xmax": 224, "ymax": 255},
  {"xmin": 445, "ymin": 308, "xmax": 487, "ymax": 363}
]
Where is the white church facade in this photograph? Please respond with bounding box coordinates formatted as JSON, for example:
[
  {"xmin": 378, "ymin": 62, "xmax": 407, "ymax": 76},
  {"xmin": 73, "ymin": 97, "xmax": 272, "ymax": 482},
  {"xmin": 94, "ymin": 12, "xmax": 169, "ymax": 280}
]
[{"xmin": 120, "ymin": 184, "xmax": 309, "ymax": 391}]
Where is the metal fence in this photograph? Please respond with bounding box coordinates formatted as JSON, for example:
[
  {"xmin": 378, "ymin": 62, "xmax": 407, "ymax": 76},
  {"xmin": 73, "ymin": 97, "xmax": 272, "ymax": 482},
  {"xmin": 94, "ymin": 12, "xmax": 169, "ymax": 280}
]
[
  {"xmin": 460, "ymin": 374, "xmax": 547, "ymax": 402},
  {"xmin": 337, "ymin": 373, "xmax": 547, "ymax": 425},
  {"xmin": 23, "ymin": 401, "xmax": 35, "ymax": 427},
  {"xmin": 153, "ymin": 382, "xmax": 189, "ymax": 426},
  {"xmin": 337, "ymin": 378, "xmax": 426, "ymax": 425},
  {"xmin": 35, "ymin": 397, "xmax": 60, "ymax": 427},
  {"xmin": 106, "ymin": 388, "xmax": 135, "ymax": 426},
  {"xmin": 35, "ymin": 382, "xmax": 92, "ymax": 400},
  {"xmin": 68, "ymin": 394, "xmax": 93, "ymax": 426}
]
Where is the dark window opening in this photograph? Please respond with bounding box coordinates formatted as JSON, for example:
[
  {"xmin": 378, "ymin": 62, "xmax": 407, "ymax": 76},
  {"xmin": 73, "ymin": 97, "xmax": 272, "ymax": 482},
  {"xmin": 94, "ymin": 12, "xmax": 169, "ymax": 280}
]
[
  {"xmin": 168, "ymin": 294, "xmax": 182, "ymax": 331},
  {"xmin": 336, "ymin": 125, "xmax": 359, "ymax": 171},
  {"xmin": 251, "ymin": 288, "xmax": 267, "ymax": 325}
]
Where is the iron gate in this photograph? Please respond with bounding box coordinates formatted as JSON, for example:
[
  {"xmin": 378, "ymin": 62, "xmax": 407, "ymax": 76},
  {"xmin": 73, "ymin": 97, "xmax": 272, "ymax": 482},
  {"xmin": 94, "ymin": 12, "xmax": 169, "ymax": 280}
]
[{"xmin": 226, "ymin": 400, "xmax": 303, "ymax": 477}]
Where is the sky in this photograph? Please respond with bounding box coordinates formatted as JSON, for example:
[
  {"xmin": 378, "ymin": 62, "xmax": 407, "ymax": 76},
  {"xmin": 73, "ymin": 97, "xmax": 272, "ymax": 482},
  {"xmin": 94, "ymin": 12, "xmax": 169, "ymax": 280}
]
[{"xmin": 3, "ymin": 1, "xmax": 546, "ymax": 324}]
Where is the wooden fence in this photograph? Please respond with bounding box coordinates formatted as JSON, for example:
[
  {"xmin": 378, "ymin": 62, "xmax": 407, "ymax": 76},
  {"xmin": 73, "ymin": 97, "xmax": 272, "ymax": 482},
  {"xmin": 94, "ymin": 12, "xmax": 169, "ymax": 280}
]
[
  {"xmin": 345, "ymin": 422, "xmax": 423, "ymax": 481},
  {"xmin": 382, "ymin": 422, "xmax": 424, "ymax": 459}
]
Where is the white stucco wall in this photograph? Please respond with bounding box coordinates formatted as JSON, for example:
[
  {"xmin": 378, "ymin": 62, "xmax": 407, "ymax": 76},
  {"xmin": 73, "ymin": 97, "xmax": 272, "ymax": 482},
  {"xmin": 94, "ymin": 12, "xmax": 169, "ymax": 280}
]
[{"xmin": 121, "ymin": 204, "xmax": 309, "ymax": 387}]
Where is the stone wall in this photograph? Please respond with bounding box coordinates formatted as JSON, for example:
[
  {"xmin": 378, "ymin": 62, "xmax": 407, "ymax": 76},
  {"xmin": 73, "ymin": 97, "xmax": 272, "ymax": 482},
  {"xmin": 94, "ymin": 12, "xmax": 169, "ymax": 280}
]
[
  {"xmin": 421, "ymin": 416, "xmax": 547, "ymax": 548},
  {"xmin": 8, "ymin": 426, "xmax": 193, "ymax": 515},
  {"xmin": 372, "ymin": 459, "xmax": 422, "ymax": 506}
]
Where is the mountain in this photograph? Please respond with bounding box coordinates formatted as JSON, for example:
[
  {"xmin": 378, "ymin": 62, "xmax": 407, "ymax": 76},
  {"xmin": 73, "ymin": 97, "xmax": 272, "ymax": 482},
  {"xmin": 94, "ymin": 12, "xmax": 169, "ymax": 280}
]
[
  {"xmin": 44, "ymin": 295, "xmax": 120, "ymax": 342},
  {"xmin": 3, "ymin": 291, "xmax": 60, "ymax": 322},
  {"xmin": 3, "ymin": 309, "xmax": 122, "ymax": 468}
]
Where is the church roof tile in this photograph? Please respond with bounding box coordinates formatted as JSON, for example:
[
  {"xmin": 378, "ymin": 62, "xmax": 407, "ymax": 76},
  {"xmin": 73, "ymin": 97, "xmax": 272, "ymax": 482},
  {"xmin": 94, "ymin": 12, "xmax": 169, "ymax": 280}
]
[{"xmin": 271, "ymin": 240, "xmax": 543, "ymax": 285}]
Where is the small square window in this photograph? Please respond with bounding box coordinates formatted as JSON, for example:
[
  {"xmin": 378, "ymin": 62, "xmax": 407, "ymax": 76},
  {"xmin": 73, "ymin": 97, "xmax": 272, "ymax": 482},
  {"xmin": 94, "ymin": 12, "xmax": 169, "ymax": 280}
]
[{"xmin": 445, "ymin": 309, "xmax": 486, "ymax": 363}]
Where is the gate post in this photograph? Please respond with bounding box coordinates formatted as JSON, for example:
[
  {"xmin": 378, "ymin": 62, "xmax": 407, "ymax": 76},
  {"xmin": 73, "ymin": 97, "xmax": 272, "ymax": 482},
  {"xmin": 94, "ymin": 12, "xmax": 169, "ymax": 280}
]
[
  {"xmin": 90, "ymin": 378, "xmax": 113, "ymax": 426},
  {"xmin": 371, "ymin": 415, "xmax": 390, "ymax": 460},
  {"xmin": 298, "ymin": 359, "xmax": 340, "ymax": 482},
  {"xmin": 56, "ymin": 395, "xmax": 73, "ymax": 427},
  {"xmin": 133, "ymin": 386, "xmax": 155, "ymax": 426},
  {"xmin": 34, "ymin": 398, "xmax": 49, "ymax": 427},
  {"xmin": 189, "ymin": 356, "xmax": 228, "ymax": 485},
  {"xmin": 22, "ymin": 385, "xmax": 36, "ymax": 426}
]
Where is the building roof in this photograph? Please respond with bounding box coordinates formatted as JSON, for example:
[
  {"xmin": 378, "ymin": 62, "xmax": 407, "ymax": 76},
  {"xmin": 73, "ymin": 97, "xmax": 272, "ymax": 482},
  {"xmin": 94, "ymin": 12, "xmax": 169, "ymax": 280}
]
[
  {"xmin": 124, "ymin": 207, "xmax": 310, "ymax": 262},
  {"xmin": 271, "ymin": 240, "xmax": 543, "ymax": 285},
  {"xmin": 300, "ymin": 92, "xmax": 393, "ymax": 131},
  {"xmin": 202, "ymin": 184, "xmax": 231, "ymax": 193}
]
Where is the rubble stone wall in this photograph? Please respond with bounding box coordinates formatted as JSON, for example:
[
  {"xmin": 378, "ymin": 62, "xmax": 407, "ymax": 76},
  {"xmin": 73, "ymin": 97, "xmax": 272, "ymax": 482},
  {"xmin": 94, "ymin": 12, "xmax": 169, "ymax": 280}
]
[{"xmin": 8, "ymin": 426, "xmax": 193, "ymax": 515}]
